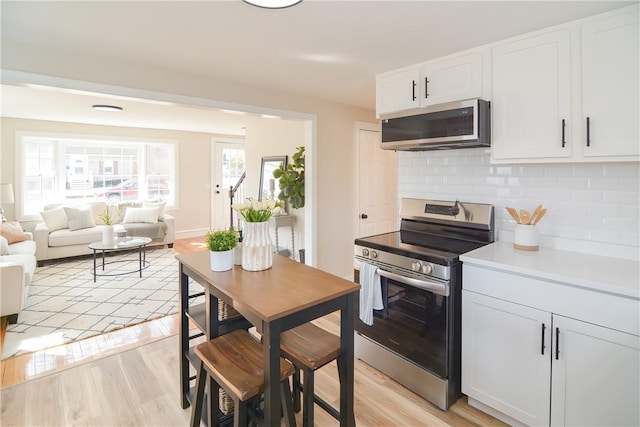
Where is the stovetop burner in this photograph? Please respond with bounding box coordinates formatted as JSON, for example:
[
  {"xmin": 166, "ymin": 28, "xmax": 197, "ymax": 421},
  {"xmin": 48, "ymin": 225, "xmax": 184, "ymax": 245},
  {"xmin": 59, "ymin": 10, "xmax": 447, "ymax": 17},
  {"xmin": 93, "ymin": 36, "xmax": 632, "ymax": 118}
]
[
  {"xmin": 355, "ymin": 198, "xmax": 495, "ymax": 266},
  {"xmin": 355, "ymin": 230, "xmax": 489, "ymax": 266}
]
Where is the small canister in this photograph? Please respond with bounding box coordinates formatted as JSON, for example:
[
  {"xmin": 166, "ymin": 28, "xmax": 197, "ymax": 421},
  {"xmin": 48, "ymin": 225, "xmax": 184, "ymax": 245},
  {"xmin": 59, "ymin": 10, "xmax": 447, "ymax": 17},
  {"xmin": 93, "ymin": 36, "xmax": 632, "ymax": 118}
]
[{"xmin": 513, "ymin": 224, "xmax": 539, "ymax": 251}]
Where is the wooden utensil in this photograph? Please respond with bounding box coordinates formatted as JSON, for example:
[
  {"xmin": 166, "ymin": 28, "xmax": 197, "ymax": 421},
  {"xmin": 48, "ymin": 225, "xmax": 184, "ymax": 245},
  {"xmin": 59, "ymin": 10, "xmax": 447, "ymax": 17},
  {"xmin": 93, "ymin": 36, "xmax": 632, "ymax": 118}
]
[
  {"xmin": 530, "ymin": 204, "xmax": 543, "ymax": 225},
  {"xmin": 506, "ymin": 207, "xmax": 521, "ymax": 223},
  {"xmin": 519, "ymin": 209, "xmax": 531, "ymax": 225},
  {"xmin": 533, "ymin": 208, "xmax": 547, "ymax": 225}
]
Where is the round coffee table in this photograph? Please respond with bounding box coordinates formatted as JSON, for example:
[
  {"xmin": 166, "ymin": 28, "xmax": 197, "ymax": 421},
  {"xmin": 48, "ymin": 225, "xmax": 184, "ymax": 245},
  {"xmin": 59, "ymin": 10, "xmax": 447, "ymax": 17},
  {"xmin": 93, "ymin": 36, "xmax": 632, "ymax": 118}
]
[{"xmin": 89, "ymin": 236, "xmax": 152, "ymax": 282}]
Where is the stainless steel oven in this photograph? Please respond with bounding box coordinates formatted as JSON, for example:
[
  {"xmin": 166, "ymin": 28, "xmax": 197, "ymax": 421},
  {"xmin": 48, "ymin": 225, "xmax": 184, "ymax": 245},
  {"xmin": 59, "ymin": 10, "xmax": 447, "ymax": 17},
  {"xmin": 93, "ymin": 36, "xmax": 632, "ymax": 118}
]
[{"xmin": 354, "ymin": 198, "xmax": 494, "ymax": 410}]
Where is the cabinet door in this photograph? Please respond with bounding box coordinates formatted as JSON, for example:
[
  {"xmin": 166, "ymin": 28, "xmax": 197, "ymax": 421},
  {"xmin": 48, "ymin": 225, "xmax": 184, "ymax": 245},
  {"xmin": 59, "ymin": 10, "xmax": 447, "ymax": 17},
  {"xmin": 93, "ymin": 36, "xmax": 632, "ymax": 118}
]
[
  {"xmin": 581, "ymin": 7, "xmax": 639, "ymax": 158},
  {"xmin": 462, "ymin": 291, "xmax": 552, "ymax": 426},
  {"xmin": 376, "ymin": 68, "xmax": 420, "ymax": 116},
  {"xmin": 420, "ymin": 52, "xmax": 482, "ymax": 106},
  {"xmin": 492, "ymin": 29, "xmax": 572, "ymax": 160},
  {"xmin": 551, "ymin": 315, "xmax": 640, "ymax": 427}
]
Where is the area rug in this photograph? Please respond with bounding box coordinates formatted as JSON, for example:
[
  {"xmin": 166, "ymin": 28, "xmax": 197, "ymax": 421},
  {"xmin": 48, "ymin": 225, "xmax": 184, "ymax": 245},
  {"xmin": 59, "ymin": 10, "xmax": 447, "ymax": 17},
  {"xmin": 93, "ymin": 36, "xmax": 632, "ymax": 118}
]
[{"xmin": 2, "ymin": 247, "xmax": 199, "ymax": 360}]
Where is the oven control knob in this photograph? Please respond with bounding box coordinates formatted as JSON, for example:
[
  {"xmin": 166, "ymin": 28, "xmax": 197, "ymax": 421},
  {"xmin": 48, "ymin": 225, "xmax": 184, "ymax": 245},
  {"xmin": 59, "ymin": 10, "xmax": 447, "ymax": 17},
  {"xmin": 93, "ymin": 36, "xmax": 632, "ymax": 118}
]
[
  {"xmin": 421, "ymin": 263, "xmax": 433, "ymax": 274},
  {"xmin": 371, "ymin": 250, "xmax": 378, "ymax": 259},
  {"xmin": 411, "ymin": 261, "xmax": 422, "ymax": 272},
  {"xmin": 362, "ymin": 248, "xmax": 370, "ymax": 257}
]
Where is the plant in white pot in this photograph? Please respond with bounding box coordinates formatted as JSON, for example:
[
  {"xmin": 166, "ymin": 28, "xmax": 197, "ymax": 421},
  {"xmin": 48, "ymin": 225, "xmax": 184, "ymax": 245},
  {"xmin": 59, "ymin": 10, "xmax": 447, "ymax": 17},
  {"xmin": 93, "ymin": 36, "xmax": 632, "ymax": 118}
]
[
  {"xmin": 205, "ymin": 228, "xmax": 238, "ymax": 272},
  {"xmin": 100, "ymin": 209, "xmax": 115, "ymax": 245}
]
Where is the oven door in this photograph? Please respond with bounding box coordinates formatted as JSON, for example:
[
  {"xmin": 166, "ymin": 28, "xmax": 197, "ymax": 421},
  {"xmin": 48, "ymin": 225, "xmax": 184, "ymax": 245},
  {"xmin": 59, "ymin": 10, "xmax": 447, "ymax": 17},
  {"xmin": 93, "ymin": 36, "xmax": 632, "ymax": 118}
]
[{"xmin": 355, "ymin": 262, "xmax": 450, "ymax": 379}]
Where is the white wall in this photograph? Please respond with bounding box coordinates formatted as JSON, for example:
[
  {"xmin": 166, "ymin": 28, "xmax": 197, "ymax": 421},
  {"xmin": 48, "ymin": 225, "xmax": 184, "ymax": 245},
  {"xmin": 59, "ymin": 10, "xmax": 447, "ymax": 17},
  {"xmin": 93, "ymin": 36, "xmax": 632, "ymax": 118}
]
[{"xmin": 398, "ymin": 148, "xmax": 639, "ymax": 258}]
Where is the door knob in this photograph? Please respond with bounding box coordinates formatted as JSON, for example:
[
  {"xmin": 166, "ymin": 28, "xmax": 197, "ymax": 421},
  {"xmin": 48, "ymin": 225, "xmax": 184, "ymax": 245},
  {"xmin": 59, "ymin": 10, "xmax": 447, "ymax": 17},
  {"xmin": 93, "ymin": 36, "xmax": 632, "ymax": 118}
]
[{"xmin": 361, "ymin": 213, "xmax": 368, "ymax": 219}]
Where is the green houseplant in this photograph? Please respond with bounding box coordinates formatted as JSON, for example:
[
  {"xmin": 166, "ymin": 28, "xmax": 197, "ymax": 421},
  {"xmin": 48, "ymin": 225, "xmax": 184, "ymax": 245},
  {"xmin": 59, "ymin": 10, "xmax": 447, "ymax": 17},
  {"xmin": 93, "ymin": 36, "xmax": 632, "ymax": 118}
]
[
  {"xmin": 205, "ymin": 229, "xmax": 238, "ymax": 271},
  {"xmin": 273, "ymin": 146, "xmax": 305, "ymax": 210}
]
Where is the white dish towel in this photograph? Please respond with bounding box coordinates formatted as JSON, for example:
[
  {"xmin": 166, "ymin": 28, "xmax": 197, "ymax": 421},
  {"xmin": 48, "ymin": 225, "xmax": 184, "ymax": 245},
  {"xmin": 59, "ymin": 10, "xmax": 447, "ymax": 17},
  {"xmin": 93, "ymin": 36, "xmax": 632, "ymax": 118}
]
[{"xmin": 359, "ymin": 262, "xmax": 384, "ymax": 326}]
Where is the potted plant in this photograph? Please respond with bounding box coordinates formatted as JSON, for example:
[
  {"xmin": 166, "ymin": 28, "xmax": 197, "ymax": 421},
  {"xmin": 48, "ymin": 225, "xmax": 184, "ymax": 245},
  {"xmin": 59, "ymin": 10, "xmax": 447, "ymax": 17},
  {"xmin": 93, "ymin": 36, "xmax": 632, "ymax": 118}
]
[
  {"xmin": 273, "ymin": 146, "xmax": 305, "ymax": 210},
  {"xmin": 205, "ymin": 228, "xmax": 238, "ymax": 271},
  {"xmin": 100, "ymin": 209, "xmax": 115, "ymax": 245}
]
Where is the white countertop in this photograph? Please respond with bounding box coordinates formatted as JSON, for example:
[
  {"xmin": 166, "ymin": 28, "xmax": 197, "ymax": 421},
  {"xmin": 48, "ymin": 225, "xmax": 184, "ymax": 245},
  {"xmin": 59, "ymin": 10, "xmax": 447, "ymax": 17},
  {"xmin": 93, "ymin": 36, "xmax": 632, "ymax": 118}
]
[{"xmin": 460, "ymin": 242, "xmax": 640, "ymax": 300}]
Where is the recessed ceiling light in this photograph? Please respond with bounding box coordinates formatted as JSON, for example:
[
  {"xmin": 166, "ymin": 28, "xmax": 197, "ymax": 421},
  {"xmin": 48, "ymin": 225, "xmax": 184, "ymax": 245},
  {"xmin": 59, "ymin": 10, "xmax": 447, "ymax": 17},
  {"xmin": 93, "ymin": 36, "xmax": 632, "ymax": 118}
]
[
  {"xmin": 261, "ymin": 114, "xmax": 282, "ymax": 119},
  {"xmin": 92, "ymin": 104, "xmax": 123, "ymax": 112},
  {"xmin": 243, "ymin": 0, "xmax": 302, "ymax": 9}
]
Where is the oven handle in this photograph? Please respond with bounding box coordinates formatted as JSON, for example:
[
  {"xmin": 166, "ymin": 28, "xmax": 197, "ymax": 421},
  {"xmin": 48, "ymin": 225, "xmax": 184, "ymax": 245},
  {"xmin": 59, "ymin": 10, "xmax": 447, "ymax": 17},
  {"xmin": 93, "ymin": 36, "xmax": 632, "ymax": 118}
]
[{"xmin": 376, "ymin": 268, "xmax": 449, "ymax": 297}]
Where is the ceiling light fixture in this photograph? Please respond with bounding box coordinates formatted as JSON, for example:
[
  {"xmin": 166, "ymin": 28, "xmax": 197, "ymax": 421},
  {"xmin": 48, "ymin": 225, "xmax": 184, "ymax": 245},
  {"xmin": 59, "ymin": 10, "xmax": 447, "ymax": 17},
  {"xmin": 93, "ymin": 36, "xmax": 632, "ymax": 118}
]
[
  {"xmin": 92, "ymin": 104, "xmax": 123, "ymax": 112},
  {"xmin": 242, "ymin": 0, "xmax": 302, "ymax": 9}
]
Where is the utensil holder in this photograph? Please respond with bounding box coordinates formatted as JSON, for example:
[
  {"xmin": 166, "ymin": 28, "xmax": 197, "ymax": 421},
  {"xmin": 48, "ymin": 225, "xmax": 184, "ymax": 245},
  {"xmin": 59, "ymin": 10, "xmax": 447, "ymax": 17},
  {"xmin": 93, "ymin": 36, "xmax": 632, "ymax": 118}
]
[{"xmin": 513, "ymin": 224, "xmax": 539, "ymax": 251}]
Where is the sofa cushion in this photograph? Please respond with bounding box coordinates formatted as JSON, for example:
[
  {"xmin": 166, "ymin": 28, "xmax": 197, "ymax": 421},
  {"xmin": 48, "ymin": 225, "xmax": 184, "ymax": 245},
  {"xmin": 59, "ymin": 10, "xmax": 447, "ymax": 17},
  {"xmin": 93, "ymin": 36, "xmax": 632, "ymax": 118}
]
[
  {"xmin": 48, "ymin": 226, "xmax": 103, "ymax": 247},
  {"xmin": 0, "ymin": 221, "xmax": 28, "ymax": 244},
  {"xmin": 40, "ymin": 206, "xmax": 69, "ymax": 232},
  {"xmin": 7, "ymin": 239, "xmax": 36, "ymax": 256},
  {"xmin": 123, "ymin": 207, "xmax": 161, "ymax": 224},
  {"xmin": 64, "ymin": 206, "xmax": 96, "ymax": 231}
]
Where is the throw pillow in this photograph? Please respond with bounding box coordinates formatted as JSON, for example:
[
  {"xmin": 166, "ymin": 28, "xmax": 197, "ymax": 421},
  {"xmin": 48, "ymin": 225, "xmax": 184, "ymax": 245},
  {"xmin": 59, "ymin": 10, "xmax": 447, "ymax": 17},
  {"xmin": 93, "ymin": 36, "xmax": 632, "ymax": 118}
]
[
  {"xmin": 0, "ymin": 235, "xmax": 9, "ymax": 255},
  {"xmin": 0, "ymin": 221, "xmax": 28, "ymax": 244},
  {"xmin": 40, "ymin": 206, "xmax": 69, "ymax": 232},
  {"xmin": 64, "ymin": 206, "xmax": 96, "ymax": 231},
  {"xmin": 117, "ymin": 201, "xmax": 143, "ymax": 224},
  {"xmin": 122, "ymin": 206, "xmax": 161, "ymax": 224},
  {"xmin": 144, "ymin": 200, "xmax": 166, "ymax": 219}
]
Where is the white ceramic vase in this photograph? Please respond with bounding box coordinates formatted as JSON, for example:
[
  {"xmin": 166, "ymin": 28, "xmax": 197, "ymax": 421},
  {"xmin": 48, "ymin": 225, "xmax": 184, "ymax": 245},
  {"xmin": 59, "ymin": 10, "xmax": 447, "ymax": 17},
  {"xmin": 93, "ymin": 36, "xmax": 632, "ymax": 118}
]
[
  {"xmin": 210, "ymin": 249, "xmax": 234, "ymax": 272},
  {"xmin": 102, "ymin": 225, "xmax": 115, "ymax": 246},
  {"xmin": 242, "ymin": 221, "xmax": 272, "ymax": 271}
]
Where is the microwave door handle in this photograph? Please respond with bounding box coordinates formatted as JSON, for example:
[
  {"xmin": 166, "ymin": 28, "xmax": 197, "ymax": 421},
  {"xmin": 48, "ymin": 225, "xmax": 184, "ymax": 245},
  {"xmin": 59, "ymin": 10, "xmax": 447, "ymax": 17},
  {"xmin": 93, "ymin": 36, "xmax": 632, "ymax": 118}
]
[{"xmin": 376, "ymin": 268, "xmax": 449, "ymax": 297}]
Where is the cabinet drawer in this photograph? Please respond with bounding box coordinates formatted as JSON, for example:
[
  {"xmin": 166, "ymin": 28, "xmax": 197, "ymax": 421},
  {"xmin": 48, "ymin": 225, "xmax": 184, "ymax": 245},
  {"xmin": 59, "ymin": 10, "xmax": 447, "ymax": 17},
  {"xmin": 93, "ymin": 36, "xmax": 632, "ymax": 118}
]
[{"xmin": 463, "ymin": 264, "xmax": 639, "ymax": 335}]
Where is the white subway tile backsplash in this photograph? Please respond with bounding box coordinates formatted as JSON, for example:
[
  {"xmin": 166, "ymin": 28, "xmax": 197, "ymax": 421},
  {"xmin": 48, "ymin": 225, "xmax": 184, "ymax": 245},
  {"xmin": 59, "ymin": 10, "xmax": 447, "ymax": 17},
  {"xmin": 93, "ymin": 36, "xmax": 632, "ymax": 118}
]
[{"xmin": 398, "ymin": 150, "xmax": 640, "ymax": 251}]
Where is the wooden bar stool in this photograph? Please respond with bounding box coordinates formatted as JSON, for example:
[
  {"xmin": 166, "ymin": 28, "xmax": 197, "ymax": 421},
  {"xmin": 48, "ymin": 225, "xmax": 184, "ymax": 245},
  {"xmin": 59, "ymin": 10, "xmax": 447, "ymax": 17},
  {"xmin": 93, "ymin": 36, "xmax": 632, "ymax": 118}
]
[
  {"xmin": 280, "ymin": 323, "xmax": 343, "ymax": 427},
  {"xmin": 190, "ymin": 329, "xmax": 296, "ymax": 427}
]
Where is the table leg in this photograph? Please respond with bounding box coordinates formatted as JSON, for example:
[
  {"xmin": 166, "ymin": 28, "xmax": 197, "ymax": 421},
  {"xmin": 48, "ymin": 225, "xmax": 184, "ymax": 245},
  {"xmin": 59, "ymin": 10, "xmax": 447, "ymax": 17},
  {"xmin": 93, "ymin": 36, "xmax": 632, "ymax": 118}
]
[
  {"xmin": 93, "ymin": 250, "xmax": 97, "ymax": 283},
  {"xmin": 102, "ymin": 250, "xmax": 106, "ymax": 270},
  {"xmin": 263, "ymin": 321, "xmax": 282, "ymax": 427},
  {"xmin": 339, "ymin": 293, "xmax": 356, "ymax": 426},
  {"xmin": 139, "ymin": 245, "xmax": 143, "ymax": 277}
]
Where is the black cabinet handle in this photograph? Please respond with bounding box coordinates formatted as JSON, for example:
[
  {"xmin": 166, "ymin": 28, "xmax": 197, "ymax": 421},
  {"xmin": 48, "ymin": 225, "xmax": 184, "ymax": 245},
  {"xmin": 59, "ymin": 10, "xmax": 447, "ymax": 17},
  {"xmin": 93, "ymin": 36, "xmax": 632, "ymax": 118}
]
[
  {"xmin": 555, "ymin": 327, "xmax": 560, "ymax": 360},
  {"xmin": 412, "ymin": 80, "xmax": 416, "ymax": 101},
  {"xmin": 360, "ymin": 213, "xmax": 368, "ymax": 219},
  {"xmin": 425, "ymin": 77, "xmax": 429, "ymax": 99},
  {"xmin": 561, "ymin": 119, "xmax": 566, "ymax": 148},
  {"xmin": 541, "ymin": 324, "xmax": 546, "ymax": 355},
  {"xmin": 586, "ymin": 117, "xmax": 591, "ymax": 147}
]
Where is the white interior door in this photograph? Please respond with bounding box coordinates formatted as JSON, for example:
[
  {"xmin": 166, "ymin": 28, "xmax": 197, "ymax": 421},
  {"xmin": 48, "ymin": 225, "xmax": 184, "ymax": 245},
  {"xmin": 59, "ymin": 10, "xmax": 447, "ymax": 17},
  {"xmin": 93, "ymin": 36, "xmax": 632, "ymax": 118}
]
[
  {"xmin": 211, "ymin": 139, "xmax": 245, "ymax": 231},
  {"xmin": 356, "ymin": 123, "xmax": 398, "ymax": 238}
]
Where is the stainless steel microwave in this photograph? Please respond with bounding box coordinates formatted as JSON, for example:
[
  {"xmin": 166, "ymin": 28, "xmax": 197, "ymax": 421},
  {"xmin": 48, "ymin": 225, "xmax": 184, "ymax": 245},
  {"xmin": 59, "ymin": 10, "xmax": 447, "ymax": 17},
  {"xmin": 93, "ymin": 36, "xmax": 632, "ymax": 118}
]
[{"xmin": 380, "ymin": 99, "xmax": 490, "ymax": 151}]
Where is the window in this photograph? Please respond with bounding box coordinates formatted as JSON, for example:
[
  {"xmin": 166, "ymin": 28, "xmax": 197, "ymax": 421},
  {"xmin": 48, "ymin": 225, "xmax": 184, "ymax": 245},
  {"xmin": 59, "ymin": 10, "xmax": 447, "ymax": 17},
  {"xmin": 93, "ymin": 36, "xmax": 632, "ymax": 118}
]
[{"xmin": 18, "ymin": 133, "xmax": 177, "ymax": 218}]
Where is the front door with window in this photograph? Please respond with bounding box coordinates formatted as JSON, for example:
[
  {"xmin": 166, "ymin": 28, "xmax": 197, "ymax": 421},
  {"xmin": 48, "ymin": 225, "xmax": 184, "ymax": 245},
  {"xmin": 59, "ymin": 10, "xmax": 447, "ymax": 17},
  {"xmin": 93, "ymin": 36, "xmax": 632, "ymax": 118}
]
[{"xmin": 211, "ymin": 139, "xmax": 245, "ymax": 231}]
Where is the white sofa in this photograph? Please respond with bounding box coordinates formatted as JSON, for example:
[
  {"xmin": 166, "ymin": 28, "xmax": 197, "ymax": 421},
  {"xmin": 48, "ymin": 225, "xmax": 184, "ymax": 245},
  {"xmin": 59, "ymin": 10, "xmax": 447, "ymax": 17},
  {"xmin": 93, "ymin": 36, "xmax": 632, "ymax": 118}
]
[
  {"xmin": 0, "ymin": 232, "xmax": 37, "ymax": 324},
  {"xmin": 34, "ymin": 201, "xmax": 175, "ymax": 266}
]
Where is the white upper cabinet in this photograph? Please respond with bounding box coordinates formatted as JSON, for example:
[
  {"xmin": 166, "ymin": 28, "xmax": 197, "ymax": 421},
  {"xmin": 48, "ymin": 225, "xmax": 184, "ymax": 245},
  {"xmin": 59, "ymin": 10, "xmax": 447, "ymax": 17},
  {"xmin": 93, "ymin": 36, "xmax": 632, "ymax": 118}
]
[
  {"xmin": 376, "ymin": 51, "xmax": 483, "ymax": 117},
  {"xmin": 420, "ymin": 52, "xmax": 483, "ymax": 107},
  {"xmin": 580, "ymin": 9, "xmax": 639, "ymax": 158},
  {"xmin": 376, "ymin": 67, "xmax": 420, "ymax": 116},
  {"xmin": 491, "ymin": 5, "xmax": 639, "ymax": 163},
  {"xmin": 491, "ymin": 29, "xmax": 572, "ymax": 161}
]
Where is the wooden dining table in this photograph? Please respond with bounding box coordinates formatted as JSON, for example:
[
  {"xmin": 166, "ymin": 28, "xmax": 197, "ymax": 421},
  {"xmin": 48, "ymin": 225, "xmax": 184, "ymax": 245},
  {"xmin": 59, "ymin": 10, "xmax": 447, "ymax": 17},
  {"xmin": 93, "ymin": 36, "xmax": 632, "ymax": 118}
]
[{"xmin": 177, "ymin": 251, "xmax": 360, "ymax": 427}]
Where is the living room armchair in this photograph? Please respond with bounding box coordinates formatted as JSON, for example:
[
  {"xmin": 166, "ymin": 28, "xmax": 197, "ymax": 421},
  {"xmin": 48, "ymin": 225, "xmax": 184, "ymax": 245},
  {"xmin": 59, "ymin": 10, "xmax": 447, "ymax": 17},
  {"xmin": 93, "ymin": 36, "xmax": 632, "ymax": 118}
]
[{"xmin": 0, "ymin": 224, "xmax": 37, "ymax": 324}]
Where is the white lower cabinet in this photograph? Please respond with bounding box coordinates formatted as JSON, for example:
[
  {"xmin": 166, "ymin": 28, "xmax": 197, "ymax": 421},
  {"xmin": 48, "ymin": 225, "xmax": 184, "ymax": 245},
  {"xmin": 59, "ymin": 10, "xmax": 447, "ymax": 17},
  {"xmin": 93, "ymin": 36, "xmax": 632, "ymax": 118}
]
[
  {"xmin": 463, "ymin": 290, "xmax": 640, "ymax": 427},
  {"xmin": 550, "ymin": 315, "xmax": 640, "ymax": 427}
]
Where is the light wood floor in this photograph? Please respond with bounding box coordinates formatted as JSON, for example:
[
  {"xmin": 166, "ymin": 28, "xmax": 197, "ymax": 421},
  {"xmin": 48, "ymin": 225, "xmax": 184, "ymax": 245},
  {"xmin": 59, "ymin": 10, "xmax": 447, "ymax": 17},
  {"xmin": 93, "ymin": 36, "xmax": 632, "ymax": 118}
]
[{"xmin": 0, "ymin": 237, "xmax": 507, "ymax": 426}]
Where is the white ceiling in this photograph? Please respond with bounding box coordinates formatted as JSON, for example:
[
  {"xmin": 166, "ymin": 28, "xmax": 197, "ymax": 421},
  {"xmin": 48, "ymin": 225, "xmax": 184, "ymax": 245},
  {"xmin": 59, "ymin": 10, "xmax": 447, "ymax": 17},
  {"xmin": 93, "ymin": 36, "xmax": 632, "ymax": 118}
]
[{"xmin": 1, "ymin": 0, "xmax": 635, "ymax": 134}]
